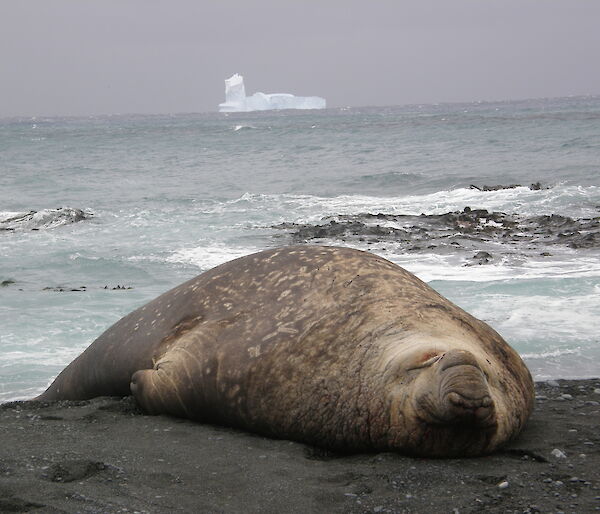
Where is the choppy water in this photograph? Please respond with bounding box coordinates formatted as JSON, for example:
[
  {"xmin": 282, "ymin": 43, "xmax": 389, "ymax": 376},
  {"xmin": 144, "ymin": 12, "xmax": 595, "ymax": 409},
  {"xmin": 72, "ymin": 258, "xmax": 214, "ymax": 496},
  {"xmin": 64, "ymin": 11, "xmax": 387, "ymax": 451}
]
[{"xmin": 1, "ymin": 96, "xmax": 599, "ymax": 401}]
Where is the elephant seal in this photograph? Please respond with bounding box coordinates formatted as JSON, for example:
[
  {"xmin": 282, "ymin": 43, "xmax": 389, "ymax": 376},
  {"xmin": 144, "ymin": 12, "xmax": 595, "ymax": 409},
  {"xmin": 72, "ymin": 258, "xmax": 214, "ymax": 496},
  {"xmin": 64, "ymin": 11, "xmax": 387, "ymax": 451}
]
[{"xmin": 36, "ymin": 246, "xmax": 534, "ymax": 457}]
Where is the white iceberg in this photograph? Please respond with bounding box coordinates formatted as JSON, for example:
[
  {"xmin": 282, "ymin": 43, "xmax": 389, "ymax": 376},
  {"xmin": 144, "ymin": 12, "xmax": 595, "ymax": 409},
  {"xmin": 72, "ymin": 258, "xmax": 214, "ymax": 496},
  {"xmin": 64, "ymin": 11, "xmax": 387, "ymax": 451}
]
[{"xmin": 219, "ymin": 74, "xmax": 326, "ymax": 112}]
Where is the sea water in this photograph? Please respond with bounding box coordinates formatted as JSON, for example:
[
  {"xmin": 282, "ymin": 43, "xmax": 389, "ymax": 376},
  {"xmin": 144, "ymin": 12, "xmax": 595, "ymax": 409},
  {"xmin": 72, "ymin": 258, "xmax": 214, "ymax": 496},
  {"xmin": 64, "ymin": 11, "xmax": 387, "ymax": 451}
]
[{"xmin": 1, "ymin": 97, "xmax": 599, "ymax": 401}]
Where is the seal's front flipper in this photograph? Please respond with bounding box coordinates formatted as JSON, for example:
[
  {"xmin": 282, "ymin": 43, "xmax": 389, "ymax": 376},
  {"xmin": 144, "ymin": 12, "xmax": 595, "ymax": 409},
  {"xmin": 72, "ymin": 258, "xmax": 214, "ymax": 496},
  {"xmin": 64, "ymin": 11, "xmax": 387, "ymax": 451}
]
[
  {"xmin": 130, "ymin": 317, "xmax": 238, "ymax": 420},
  {"xmin": 130, "ymin": 362, "xmax": 192, "ymax": 418}
]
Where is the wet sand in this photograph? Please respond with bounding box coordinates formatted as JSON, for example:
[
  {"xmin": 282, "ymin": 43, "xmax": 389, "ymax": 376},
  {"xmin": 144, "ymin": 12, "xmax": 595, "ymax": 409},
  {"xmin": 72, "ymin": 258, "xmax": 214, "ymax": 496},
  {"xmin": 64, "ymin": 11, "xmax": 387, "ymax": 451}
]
[{"xmin": 1, "ymin": 380, "xmax": 599, "ymax": 513}]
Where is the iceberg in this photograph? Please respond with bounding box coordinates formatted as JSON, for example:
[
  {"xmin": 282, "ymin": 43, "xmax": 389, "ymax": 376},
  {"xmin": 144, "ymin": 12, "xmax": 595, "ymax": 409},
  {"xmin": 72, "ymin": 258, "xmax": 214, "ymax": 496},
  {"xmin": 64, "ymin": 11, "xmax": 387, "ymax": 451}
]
[{"xmin": 219, "ymin": 74, "xmax": 326, "ymax": 112}]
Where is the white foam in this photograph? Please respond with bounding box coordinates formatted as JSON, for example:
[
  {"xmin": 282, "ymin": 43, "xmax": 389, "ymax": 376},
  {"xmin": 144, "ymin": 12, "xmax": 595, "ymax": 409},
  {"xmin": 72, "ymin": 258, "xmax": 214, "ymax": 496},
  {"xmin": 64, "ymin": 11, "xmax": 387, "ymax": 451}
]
[
  {"xmin": 0, "ymin": 211, "xmax": 25, "ymax": 222},
  {"xmin": 469, "ymin": 293, "xmax": 600, "ymax": 347},
  {"xmin": 215, "ymin": 184, "xmax": 600, "ymax": 222},
  {"xmin": 166, "ymin": 244, "xmax": 263, "ymax": 271},
  {"xmin": 276, "ymin": 237, "xmax": 600, "ymax": 282},
  {"xmin": 0, "ymin": 331, "xmax": 89, "ymax": 366},
  {"xmin": 521, "ymin": 347, "xmax": 581, "ymax": 359}
]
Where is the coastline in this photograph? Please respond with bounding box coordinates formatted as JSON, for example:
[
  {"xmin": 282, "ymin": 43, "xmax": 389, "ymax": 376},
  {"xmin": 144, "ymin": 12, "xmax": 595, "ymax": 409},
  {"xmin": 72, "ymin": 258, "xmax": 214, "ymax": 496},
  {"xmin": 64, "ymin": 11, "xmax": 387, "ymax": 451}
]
[{"xmin": 1, "ymin": 379, "xmax": 598, "ymax": 513}]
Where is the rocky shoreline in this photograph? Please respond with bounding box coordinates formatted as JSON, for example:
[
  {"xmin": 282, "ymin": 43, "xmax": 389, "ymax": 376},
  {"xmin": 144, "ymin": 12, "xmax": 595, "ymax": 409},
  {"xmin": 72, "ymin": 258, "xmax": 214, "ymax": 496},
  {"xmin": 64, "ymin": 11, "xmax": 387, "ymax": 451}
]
[
  {"xmin": 274, "ymin": 207, "xmax": 600, "ymax": 267},
  {"xmin": 1, "ymin": 380, "xmax": 599, "ymax": 513},
  {"xmin": 269, "ymin": 183, "xmax": 600, "ymax": 268}
]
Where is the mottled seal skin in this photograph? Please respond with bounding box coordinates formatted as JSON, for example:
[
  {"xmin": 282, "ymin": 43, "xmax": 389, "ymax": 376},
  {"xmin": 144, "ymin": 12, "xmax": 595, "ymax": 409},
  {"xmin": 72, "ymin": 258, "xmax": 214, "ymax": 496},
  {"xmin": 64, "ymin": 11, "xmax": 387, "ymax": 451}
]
[{"xmin": 36, "ymin": 246, "xmax": 534, "ymax": 457}]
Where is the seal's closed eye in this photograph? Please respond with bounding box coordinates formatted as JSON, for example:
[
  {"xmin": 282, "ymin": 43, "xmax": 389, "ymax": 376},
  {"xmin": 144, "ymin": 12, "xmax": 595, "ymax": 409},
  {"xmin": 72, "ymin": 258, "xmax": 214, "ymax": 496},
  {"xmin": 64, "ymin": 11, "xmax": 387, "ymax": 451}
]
[{"xmin": 407, "ymin": 351, "xmax": 444, "ymax": 370}]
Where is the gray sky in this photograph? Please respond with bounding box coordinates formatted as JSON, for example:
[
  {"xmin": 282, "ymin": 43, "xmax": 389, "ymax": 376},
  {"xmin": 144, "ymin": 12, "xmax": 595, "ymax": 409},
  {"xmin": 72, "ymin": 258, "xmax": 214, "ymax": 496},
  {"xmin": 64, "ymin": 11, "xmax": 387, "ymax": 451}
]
[{"xmin": 1, "ymin": 1, "xmax": 599, "ymax": 117}]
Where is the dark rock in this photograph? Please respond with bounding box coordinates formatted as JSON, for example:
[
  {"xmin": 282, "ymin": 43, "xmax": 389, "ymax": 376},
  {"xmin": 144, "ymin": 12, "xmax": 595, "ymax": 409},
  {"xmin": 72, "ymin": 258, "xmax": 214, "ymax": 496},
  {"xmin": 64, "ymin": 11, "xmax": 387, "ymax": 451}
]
[
  {"xmin": 470, "ymin": 184, "xmax": 522, "ymax": 191},
  {"xmin": 0, "ymin": 207, "xmax": 92, "ymax": 232},
  {"xmin": 271, "ymin": 206, "xmax": 600, "ymax": 259},
  {"xmin": 471, "ymin": 251, "xmax": 493, "ymax": 265}
]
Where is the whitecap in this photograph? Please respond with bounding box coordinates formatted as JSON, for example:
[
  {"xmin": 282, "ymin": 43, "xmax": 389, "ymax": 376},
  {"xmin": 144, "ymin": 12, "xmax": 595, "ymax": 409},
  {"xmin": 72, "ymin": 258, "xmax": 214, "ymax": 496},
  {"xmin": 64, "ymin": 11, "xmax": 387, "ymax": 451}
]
[
  {"xmin": 0, "ymin": 211, "xmax": 25, "ymax": 223},
  {"xmin": 232, "ymin": 124, "xmax": 257, "ymax": 131},
  {"xmin": 212, "ymin": 184, "xmax": 600, "ymax": 222},
  {"xmin": 166, "ymin": 244, "xmax": 262, "ymax": 271},
  {"xmin": 521, "ymin": 347, "xmax": 581, "ymax": 359}
]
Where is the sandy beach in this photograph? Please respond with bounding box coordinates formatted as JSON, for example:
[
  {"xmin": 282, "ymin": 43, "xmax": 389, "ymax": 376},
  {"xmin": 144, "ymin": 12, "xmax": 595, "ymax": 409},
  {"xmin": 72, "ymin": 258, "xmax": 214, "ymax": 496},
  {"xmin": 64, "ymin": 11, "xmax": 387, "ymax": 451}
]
[{"xmin": 1, "ymin": 379, "xmax": 598, "ymax": 513}]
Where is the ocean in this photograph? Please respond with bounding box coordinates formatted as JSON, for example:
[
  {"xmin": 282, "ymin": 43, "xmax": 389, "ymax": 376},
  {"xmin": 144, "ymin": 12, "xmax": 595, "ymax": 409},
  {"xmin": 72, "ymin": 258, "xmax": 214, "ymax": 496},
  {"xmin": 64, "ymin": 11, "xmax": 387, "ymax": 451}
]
[{"xmin": 1, "ymin": 96, "xmax": 599, "ymax": 402}]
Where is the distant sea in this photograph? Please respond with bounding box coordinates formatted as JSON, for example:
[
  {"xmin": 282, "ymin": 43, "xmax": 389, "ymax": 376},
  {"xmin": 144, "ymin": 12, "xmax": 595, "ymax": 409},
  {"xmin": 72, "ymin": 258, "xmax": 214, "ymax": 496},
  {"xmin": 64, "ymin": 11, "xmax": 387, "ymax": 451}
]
[{"xmin": 1, "ymin": 96, "xmax": 599, "ymax": 402}]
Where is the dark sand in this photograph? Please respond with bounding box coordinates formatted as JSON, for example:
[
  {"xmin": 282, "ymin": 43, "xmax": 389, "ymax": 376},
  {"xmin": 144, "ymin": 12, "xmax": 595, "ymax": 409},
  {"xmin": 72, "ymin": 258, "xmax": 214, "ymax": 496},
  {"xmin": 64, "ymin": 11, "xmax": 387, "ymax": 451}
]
[{"xmin": 1, "ymin": 380, "xmax": 599, "ymax": 513}]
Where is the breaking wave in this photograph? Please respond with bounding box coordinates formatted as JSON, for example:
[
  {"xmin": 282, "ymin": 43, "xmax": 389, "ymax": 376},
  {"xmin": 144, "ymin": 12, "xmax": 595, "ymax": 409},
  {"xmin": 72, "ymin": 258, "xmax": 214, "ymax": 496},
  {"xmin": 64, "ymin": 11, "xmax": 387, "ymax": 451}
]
[{"xmin": 210, "ymin": 183, "xmax": 600, "ymax": 221}]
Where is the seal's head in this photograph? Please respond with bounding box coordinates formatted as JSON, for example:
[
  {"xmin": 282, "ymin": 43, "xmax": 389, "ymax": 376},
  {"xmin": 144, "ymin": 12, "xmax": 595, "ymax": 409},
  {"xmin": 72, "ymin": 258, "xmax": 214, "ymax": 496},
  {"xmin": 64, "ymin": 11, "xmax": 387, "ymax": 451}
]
[{"xmin": 378, "ymin": 335, "xmax": 531, "ymax": 457}]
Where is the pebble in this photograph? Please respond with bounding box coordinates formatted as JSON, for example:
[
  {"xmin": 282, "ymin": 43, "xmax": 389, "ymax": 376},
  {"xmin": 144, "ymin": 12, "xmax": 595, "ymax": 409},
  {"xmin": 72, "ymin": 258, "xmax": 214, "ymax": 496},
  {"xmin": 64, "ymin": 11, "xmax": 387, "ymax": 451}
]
[
  {"xmin": 497, "ymin": 481, "xmax": 509, "ymax": 489},
  {"xmin": 593, "ymin": 388, "xmax": 600, "ymax": 394},
  {"xmin": 547, "ymin": 380, "xmax": 560, "ymax": 387},
  {"xmin": 551, "ymin": 448, "xmax": 567, "ymax": 459},
  {"xmin": 560, "ymin": 393, "xmax": 573, "ymax": 400}
]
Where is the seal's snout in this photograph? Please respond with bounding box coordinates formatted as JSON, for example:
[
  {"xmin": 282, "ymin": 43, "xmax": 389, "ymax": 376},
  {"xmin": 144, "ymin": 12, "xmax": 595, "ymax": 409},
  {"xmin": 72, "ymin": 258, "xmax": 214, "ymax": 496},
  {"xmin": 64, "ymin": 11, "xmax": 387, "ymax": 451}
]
[
  {"xmin": 445, "ymin": 390, "xmax": 495, "ymax": 424},
  {"xmin": 435, "ymin": 349, "xmax": 496, "ymax": 426}
]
